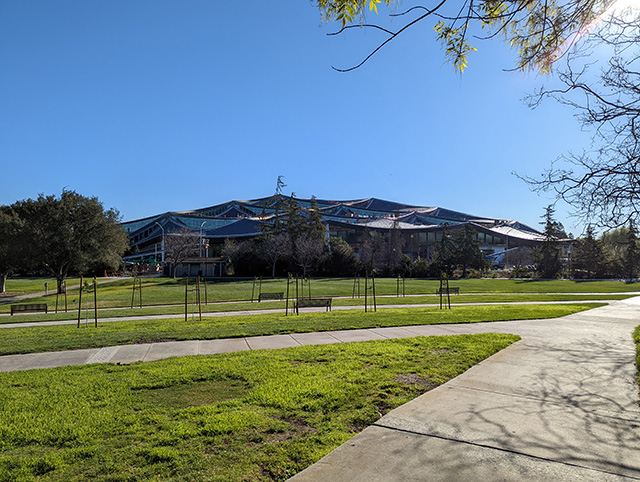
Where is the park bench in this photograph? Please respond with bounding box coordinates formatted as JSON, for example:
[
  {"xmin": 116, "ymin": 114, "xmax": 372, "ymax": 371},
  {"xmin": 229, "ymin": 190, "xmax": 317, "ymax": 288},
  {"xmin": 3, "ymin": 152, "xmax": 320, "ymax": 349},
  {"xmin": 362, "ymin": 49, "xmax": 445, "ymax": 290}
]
[
  {"xmin": 435, "ymin": 287, "xmax": 460, "ymax": 295},
  {"xmin": 258, "ymin": 292, "xmax": 284, "ymax": 302},
  {"xmin": 295, "ymin": 297, "xmax": 332, "ymax": 312},
  {"xmin": 11, "ymin": 303, "xmax": 48, "ymax": 315}
]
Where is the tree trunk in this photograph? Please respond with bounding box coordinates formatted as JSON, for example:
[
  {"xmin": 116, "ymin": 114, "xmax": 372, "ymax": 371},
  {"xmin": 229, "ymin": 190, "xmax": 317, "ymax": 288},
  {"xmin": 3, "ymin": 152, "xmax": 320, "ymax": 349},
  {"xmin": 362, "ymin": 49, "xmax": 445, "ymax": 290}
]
[
  {"xmin": 56, "ymin": 276, "xmax": 66, "ymax": 294},
  {"xmin": 271, "ymin": 262, "xmax": 276, "ymax": 279},
  {"xmin": 0, "ymin": 273, "xmax": 7, "ymax": 294}
]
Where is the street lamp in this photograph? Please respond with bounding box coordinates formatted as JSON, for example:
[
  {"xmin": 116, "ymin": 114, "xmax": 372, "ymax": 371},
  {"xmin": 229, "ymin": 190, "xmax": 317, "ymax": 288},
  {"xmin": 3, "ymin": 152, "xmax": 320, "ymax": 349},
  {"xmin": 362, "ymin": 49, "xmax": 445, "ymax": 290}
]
[
  {"xmin": 154, "ymin": 221, "xmax": 165, "ymax": 264},
  {"xmin": 199, "ymin": 221, "xmax": 206, "ymax": 257}
]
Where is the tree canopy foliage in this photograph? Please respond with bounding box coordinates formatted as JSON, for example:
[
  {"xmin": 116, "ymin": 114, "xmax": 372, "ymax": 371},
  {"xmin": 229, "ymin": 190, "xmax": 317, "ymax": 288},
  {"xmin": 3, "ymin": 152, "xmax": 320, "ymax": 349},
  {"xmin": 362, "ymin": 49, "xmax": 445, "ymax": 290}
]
[
  {"xmin": 0, "ymin": 207, "xmax": 24, "ymax": 293},
  {"xmin": 4, "ymin": 190, "xmax": 127, "ymax": 293},
  {"xmin": 315, "ymin": 0, "xmax": 615, "ymax": 72}
]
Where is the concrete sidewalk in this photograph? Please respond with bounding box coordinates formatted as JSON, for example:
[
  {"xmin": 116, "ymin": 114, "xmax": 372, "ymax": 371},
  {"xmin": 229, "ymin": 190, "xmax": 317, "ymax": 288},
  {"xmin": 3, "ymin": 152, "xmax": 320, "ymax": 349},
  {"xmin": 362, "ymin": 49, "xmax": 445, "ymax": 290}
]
[
  {"xmin": 290, "ymin": 298, "xmax": 640, "ymax": 481},
  {"xmin": 0, "ymin": 322, "xmax": 472, "ymax": 372}
]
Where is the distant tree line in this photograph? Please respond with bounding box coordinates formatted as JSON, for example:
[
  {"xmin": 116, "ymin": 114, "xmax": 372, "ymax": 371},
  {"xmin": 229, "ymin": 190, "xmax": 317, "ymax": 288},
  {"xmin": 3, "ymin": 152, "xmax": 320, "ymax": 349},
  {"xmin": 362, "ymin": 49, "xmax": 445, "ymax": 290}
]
[
  {"xmin": 0, "ymin": 190, "xmax": 128, "ymax": 294},
  {"xmin": 532, "ymin": 205, "xmax": 640, "ymax": 280},
  {"xmin": 570, "ymin": 225, "xmax": 640, "ymax": 279}
]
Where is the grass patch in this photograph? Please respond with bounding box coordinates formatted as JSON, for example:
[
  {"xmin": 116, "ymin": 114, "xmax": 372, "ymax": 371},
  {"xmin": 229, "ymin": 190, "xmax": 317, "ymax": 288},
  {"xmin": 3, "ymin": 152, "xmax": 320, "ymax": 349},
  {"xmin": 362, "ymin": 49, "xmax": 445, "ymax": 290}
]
[
  {"xmin": 139, "ymin": 379, "xmax": 251, "ymax": 409},
  {"xmin": 0, "ymin": 293, "xmax": 625, "ymax": 325},
  {"xmin": 1, "ymin": 278, "xmax": 81, "ymax": 296},
  {"xmin": 0, "ymin": 333, "xmax": 519, "ymax": 481},
  {"xmin": 0, "ymin": 304, "xmax": 598, "ymax": 356},
  {"xmin": 2, "ymin": 277, "xmax": 638, "ymax": 315}
]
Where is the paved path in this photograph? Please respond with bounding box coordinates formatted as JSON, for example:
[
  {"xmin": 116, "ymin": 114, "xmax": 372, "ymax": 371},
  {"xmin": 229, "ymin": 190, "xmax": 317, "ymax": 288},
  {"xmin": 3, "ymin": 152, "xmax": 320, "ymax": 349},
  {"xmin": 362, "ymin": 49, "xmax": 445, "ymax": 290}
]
[
  {"xmin": 291, "ymin": 297, "xmax": 640, "ymax": 481},
  {"xmin": 1, "ymin": 299, "xmax": 639, "ymax": 480}
]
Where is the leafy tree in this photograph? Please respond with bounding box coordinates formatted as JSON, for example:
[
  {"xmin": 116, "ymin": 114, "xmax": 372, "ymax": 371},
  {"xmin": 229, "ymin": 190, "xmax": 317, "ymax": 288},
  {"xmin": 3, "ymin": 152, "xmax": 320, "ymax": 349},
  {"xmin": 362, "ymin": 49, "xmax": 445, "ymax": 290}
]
[
  {"xmin": 600, "ymin": 227, "xmax": 624, "ymax": 275},
  {"xmin": 570, "ymin": 225, "xmax": 604, "ymax": 278},
  {"xmin": 598, "ymin": 226, "xmax": 635, "ymax": 278},
  {"xmin": 536, "ymin": 205, "xmax": 564, "ymax": 278},
  {"xmin": 322, "ymin": 237, "xmax": 360, "ymax": 276},
  {"xmin": 0, "ymin": 207, "xmax": 23, "ymax": 293},
  {"xmin": 453, "ymin": 224, "xmax": 487, "ymax": 277},
  {"xmin": 315, "ymin": 0, "xmax": 611, "ymax": 72},
  {"xmin": 10, "ymin": 190, "xmax": 127, "ymax": 293},
  {"xmin": 164, "ymin": 227, "xmax": 199, "ymax": 278}
]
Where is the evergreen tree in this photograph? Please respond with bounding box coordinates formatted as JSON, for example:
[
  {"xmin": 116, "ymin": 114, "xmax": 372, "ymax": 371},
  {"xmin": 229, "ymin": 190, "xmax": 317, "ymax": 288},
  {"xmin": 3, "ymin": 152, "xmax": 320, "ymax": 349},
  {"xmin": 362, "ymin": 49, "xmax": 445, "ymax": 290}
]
[
  {"xmin": 536, "ymin": 205, "xmax": 564, "ymax": 279},
  {"xmin": 260, "ymin": 176, "xmax": 287, "ymax": 234},
  {"xmin": 433, "ymin": 223, "xmax": 456, "ymax": 276},
  {"xmin": 307, "ymin": 196, "xmax": 327, "ymax": 241},
  {"xmin": 322, "ymin": 237, "xmax": 359, "ymax": 276},
  {"xmin": 625, "ymin": 223, "xmax": 640, "ymax": 279},
  {"xmin": 571, "ymin": 225, "xmax": 603, "ymax": 279},
  {"xmin": 453, "ymin": 224, "xmax": 487, "ymax": 277}
]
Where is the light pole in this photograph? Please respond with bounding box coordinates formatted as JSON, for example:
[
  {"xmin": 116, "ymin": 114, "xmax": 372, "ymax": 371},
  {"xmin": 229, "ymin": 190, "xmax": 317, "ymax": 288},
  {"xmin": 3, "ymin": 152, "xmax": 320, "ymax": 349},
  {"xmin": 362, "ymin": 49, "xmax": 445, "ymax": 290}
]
[
  {"xmin": 199, "ymin": 221, "xmax": 206, "ymax": 257},
  {"xmin": 154, "ymin": 221, "xmax": 165, "ymax": 264}
]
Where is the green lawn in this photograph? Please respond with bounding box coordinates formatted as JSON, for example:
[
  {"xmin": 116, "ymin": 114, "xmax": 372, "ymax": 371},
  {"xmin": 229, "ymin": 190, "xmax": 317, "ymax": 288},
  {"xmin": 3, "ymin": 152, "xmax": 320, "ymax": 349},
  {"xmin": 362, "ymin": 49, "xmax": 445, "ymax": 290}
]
[
  {"xmin": 0, "ymin": 293, "xmax": 625, "ymax": 325},
  {"xmin": 1, "ymin": 278, "xmax": 82, "ymax": 296},
  {"xmin": 1, "ymin": 274, "xmax": 633, "ymax": 323},
  {"xmin": 0, "ymin": 333, "xmax": 519, "ymax": 482},
  {"xmin": 2, "ymin": 277, "xmax": 639, "ymax": 315},
  {"xmin": 0, "ymin": 304, "xmax": 597, "ymax": 356}
]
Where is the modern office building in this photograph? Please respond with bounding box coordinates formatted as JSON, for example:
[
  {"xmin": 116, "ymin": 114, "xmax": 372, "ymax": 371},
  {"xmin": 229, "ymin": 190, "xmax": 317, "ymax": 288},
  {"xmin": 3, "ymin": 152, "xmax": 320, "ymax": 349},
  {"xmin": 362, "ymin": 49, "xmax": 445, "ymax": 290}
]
[{"xmin": 122, "ymin": 196, "xmax": 546, "ymax": 275}]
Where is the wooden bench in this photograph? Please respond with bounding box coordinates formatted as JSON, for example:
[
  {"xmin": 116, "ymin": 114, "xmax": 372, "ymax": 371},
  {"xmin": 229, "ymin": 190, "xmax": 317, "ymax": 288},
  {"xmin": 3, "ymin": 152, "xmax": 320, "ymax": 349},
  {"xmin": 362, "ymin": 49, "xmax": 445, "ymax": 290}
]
[
  {"xmin": 258, "ymin": 292, "xmax": 284, "ymax": 302},
  {"xmin": 436, "ymin": 287, "xmax": 460, "ymax": 295},
  {"xmin": 11, "ymin": 303, "xmax": 48, "ymax": 315},
  {"xmin": 296, "ymin": 298, "xmax": 332, "ymax": 312}
]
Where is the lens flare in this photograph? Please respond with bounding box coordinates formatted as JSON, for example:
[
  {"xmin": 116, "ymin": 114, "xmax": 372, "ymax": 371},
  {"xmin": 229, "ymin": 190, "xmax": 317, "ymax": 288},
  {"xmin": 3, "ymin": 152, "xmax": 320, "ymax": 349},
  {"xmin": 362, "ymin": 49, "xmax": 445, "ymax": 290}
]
[{"xmin": 548, "ymin": 0, "xmax": 639, "ymax": 66}]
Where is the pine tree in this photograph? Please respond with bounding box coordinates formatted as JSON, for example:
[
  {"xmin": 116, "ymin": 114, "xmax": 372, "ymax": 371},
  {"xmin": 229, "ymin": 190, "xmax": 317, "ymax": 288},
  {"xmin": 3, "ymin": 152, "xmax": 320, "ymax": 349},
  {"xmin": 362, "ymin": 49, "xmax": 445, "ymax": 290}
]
[
  {"xmin": 433, "ymin": 223, "xmax": 456, "ymax": 276},
  {"xmin": 453, "ymin": 224, "xmax": 487, "ymax": 277},
  {"xmin": 625, "ymin": 223, "xmax": 640, "ymax": 279},
  {"xmin": 571, "ymin": 225, "xmax": 603, "ymax": 279},
  {"xmin": 536, "ymin": 206, "xmax": 564, "ymax": 278}
]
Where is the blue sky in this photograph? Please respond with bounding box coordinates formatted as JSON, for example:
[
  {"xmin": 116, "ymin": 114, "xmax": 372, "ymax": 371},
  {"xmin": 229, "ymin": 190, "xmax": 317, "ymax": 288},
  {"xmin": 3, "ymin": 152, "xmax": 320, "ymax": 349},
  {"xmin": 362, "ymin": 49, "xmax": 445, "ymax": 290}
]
[{"xmin": 0, "ymin": 1, "xmax": 594, "ymax": 235}]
